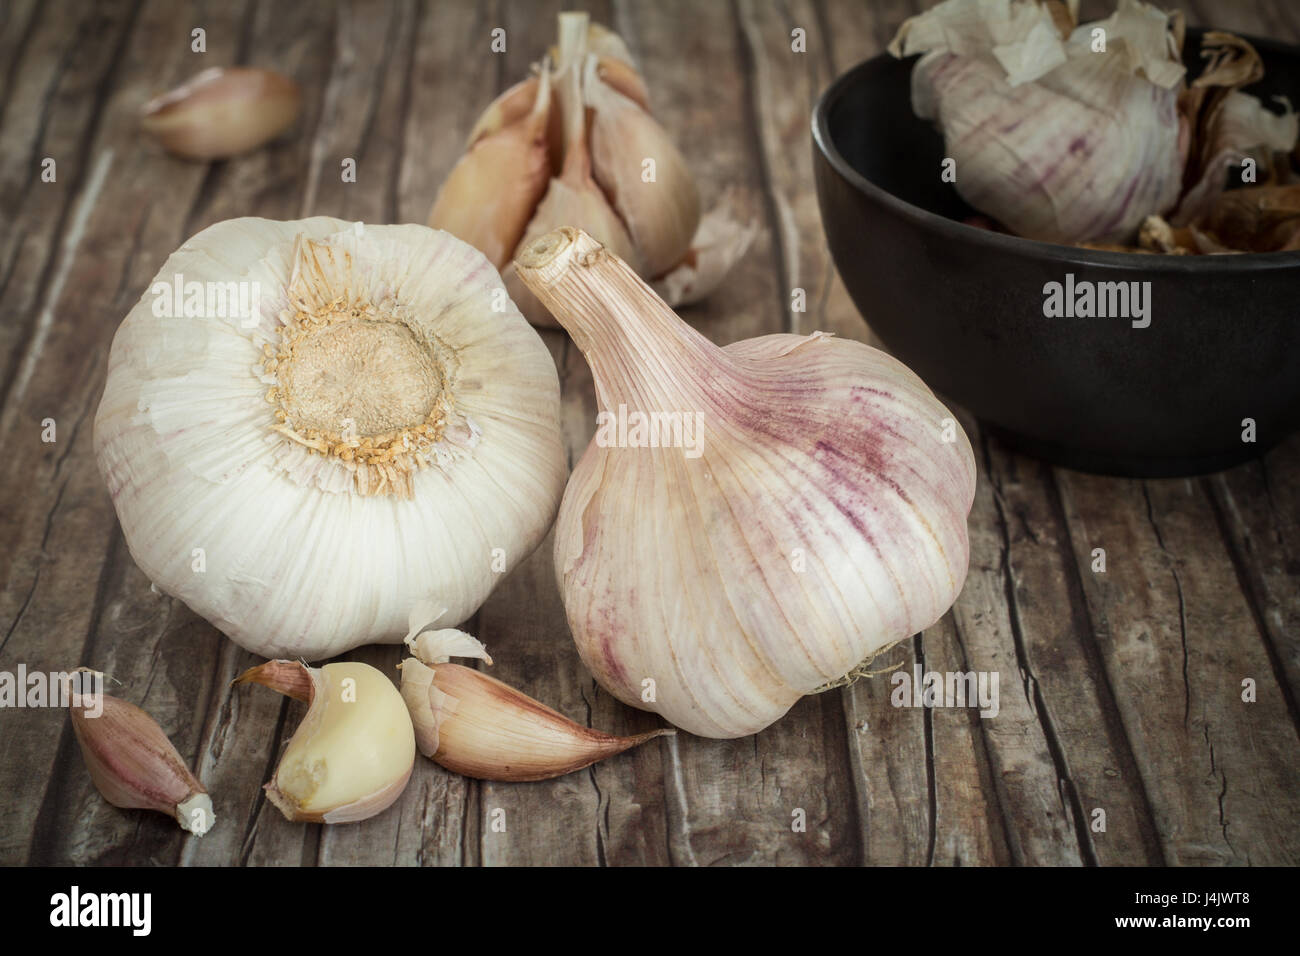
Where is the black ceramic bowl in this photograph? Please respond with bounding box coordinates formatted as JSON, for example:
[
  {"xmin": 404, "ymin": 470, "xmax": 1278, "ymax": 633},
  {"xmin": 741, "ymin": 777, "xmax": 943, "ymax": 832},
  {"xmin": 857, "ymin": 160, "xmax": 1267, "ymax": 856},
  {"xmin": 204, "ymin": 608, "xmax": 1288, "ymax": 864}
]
[{"xmin": 813, "ymin": 30, "xmax": 1300, "ymax": 477}]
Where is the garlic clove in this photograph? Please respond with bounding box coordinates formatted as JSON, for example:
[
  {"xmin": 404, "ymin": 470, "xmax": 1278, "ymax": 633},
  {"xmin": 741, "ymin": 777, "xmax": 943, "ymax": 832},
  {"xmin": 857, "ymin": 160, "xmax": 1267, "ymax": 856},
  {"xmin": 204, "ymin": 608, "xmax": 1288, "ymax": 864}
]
[
  {"xmin": 465, "ymin": 73, "xmax": 565, "ymax": 175},
  {"xmin": 584, "ymin": 55, "xmax": 700, "ymax": 277},
  {"xmin": 68, "ymin": 669, "xmax": 215, "ymax": 836},
  {"xmin": 139, "ymin": 66, "xmax": 301, "ymax": 161},
  {"xmin": 399, "ymin": 658, "xmax": 672, "ymax": 782},
  {"xmin": 236, "ymin": 660, "xmax": 415, "ymax": 824},
  {"xmin": 515, "ymin": 229, "xmax": 977, "ymax": 738},
  {"xmin": 595, "ymin": 56, "xmax": 650, "ymax": 113},
  {"xmin": 429, "ymin": 63, "xmax": 555, "ymax": 269},
  {"xmin": 507, "ymin": 58, "xmax": 644, "ymax": 327}
]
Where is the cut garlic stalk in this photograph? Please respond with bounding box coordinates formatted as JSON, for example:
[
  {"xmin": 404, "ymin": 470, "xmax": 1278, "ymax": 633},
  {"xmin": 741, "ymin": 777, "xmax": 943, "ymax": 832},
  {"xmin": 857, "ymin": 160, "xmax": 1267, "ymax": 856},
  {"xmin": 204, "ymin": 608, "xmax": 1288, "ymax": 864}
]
[
  {"xmin": 515, "ymin": 229, "xmax": 977, "ymax": 739},
  {"xmin": 584, "ymin": 54, "xmax": 700, "ymax": 277},
  {"xmin": 399, "ymin": 627, "xmax": 671, "ymax": 782},
  {"xmin": 237, "ymin": 660, "xmax": 415, "ymax": 824},
  {"xmin": 140, "ymin": 67, "xmax": 301, "ymax": 161},
  {"xmin": 429, "ymin": 64, "xmax": 555, "ymax": 269},
  {"xmin": 68, "ymin": 670, "xmax": 215, "ymax": 836}
]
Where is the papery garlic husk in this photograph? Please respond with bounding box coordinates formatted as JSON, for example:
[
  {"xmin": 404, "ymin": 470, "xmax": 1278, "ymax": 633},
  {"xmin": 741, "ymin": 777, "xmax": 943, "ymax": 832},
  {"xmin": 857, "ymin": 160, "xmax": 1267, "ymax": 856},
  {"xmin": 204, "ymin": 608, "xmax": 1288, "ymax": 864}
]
[
  {"xmin": 140, "ymin": 67, "xmax": 301, "ymax": 161},
  {"xmin": 68, "ymin": 669, "xmax": 215, "ymax": 835},
  {"xmin": 515, "ymin": 228, "xmax": 977, "ymax": 739},
  {"xmin": 585, "ymin": 54, "xmax": 700, "ymax": 276},
  {"xmin": 398, "ymin": 623, "xmax": 672, "ymax": 781},
  {"xmin": 94, "ymin": 218, "xmax": 566, "ymax": 659},
  {"xmin": 890, "ymin": 0, "xmax": 1187, "ymax": 244},
  {"xmin": 1172, "ymin": 32, "xmax": 1298, "ymax": 225},
  {"xmin": 237, "ymin": 660, "xmax": 415, "ymax": 823},
  {"xmin": 429, "ymin": 65, "xmax": 555, "ymax": 269}
]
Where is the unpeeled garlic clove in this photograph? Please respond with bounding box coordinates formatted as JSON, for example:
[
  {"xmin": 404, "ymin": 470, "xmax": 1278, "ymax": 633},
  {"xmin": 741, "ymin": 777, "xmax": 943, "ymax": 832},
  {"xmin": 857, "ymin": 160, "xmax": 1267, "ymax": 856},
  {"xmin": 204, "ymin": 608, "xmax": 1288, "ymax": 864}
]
[
  {"xmin": 399, "ymin": 627, "xmax": 672, "ymax": 782},
  {"xmin": 139, "ymin": 66, "xmax": 301, "ymax": 161},
  {"xmin": 68, "ymin": 669, "xmax": 215, "ymax": 836},
  {"xmin": 236, "ymin": 660, "xmax": 415, "ymax": 824},
  {"xmin": 429, "ymin": 63, "xmax": 555, "ymax": 270},
  {"xmin": 506, "ymin": 52, "xmax": 643, "ymax": 327},
  {"xmin": 584, "ymin": 55, "xmax": 700, "ymax": 276}
]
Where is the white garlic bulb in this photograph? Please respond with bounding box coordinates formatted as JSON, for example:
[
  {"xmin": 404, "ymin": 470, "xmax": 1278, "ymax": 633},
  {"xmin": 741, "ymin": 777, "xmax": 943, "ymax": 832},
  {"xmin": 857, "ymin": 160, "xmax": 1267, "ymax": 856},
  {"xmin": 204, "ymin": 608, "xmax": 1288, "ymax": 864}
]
[
  {"xmin": 516, "ymin": 228, "xmax": 977, "ymax": 739},
  {"xmin": 95, "ymin": 218, "xmax": 566, "ymax": 660}
]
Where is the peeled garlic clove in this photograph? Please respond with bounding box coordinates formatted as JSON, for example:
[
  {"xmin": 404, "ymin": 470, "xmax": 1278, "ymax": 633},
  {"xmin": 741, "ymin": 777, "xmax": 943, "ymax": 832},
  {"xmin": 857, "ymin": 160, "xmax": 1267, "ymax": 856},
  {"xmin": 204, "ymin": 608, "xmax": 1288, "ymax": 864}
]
[
  {"xmin": 585, "ymin": 56, "xmax": 699, "ymax": 276},
  {"xmin": 139, "ymin": 66, "xmax": 301, "ymax": 161},
  {"xmin": 516, "ymin": 229, "xmax": 977, "ymax": 739},
  {"xmin": 400, "ymin": 657, "xmax": 671, "ymax": 782},
  {"xmin": 68, "ymin": 670, "xmax": 215, "ymax": 835},
  {"xmin": 429, "ymin": 64, "xmax": 555, "ymax": 269},
  {"xmin": 237, "ymin": 660, "xmax": 415, "ymax": 824}
]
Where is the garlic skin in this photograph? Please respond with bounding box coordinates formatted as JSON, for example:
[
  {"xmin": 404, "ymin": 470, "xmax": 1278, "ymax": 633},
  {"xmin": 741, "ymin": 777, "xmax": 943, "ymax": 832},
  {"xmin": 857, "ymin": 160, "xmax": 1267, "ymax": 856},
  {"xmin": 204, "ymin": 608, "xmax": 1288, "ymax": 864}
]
[
  {"xmin": 69, "ymin": 673, "xmax": 215, "ymax": 836},
  {"xmin": 94, "ymin": 218, "xmax": 566, "ymax": 660},
  {"xmin": 140, "ymin": 67, "xmax": 301, "ymax": 161},
  {"xmin": 399, "ymin": 621, "xmax": 672, "ymax": 781},
  {"xmin": 891, "ymin": 0, "xmax": 1187, "ymax": 244},
  {"xmin": 237, "ymin": 660, "xmax": 415, "ymax": 824},
  {"xmin": 516, "ymin": 229, "xmax": 976, "ymax": 738}
]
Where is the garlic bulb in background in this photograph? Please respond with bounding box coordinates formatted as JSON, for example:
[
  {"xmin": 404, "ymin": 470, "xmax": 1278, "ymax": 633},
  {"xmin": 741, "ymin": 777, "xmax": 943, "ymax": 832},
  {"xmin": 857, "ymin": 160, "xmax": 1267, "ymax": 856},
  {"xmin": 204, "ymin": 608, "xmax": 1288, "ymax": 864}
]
[
  {"xmin": 95, "ymin": 218, "xmax": 566, "ymax": 660},
  {"xmin": 516, "ymin": 229, "xmax": 977, "ymax": 738},
  {"xmin": 431, "ymin": 11, "xmax": 752, "ymax": 325},
  {"xmin": 890, "ymin": 0, "xmax": 1187, "ymax": 244}
]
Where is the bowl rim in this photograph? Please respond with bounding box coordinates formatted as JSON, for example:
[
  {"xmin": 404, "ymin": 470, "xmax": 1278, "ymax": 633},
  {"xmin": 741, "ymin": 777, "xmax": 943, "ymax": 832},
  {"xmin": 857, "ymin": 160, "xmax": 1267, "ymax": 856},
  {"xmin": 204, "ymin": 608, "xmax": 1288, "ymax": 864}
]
[{"xmin": 811, "ymin": 28, "xmax": 1300, "ymax": 273}]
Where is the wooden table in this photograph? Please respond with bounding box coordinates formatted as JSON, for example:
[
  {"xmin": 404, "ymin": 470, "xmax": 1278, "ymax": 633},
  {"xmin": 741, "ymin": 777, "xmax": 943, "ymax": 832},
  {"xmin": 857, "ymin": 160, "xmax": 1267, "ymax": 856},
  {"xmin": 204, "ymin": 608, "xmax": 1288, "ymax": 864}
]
[{"xmin": 2, "ymin": 0, "xmax": 1297, "ymax": 866}]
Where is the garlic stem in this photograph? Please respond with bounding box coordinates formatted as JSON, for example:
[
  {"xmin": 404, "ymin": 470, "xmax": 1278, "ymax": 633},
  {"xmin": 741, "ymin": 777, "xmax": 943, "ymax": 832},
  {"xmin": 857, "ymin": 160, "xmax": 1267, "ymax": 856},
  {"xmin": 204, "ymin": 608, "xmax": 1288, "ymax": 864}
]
[{"xmin": 515, "ymin": 227, "xmax": 742, "ymax": 412}]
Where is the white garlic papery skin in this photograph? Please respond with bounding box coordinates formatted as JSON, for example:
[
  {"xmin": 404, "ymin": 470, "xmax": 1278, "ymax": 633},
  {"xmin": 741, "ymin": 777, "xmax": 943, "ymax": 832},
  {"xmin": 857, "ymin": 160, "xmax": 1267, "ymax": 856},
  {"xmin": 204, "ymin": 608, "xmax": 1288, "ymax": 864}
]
[
  {"xmin": 516, "ymin": 229, "xmax": 977, "ymax": 739},
  {"xmin": 94, "ymin": 218, "xmax": 566, "ymax": 660},
  {"xmin": 891, "ymin": 0, "xmax": 1187, "ymax": 244}
]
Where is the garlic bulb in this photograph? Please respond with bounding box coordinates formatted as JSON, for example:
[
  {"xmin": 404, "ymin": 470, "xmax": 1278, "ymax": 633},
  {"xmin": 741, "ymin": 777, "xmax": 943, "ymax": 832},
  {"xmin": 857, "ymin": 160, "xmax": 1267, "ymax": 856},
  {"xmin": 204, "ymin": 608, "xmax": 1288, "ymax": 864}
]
[
  {"xmin": 890, "ymin": 0, "xmax": 1187, "ymax": 244},
  {"xmin": 516, "ymin": 229, "xmax": 977, "ymax": 738},
  {"xmin": 399, "ymin": 624, "xmax": 671, "ymax": 782},
  {"xmin": 68, "ymin": 671, "xmax": 215, "ymax": 835},
  {"xmin": 237, "ymin": 660, "xmax": 415, "ymax": 823},
  {"xmin": 431, "ymin": 11, "xmax": 750, "ymax": 324},
  {"xmin": 140, "ymin": 67, "xmax": 301, "ymax": 161},
  {"xmin": 94, "ymin": 218, "xmax": 566, "ymax": 660}
]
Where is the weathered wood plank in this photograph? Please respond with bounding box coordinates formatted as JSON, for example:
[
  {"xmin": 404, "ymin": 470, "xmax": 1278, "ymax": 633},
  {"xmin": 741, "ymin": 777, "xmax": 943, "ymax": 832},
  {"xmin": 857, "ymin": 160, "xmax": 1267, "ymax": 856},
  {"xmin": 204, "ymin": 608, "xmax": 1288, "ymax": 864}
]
[{"xmin": 1055, "ymin": 469, "xmax": 1300, "ymax": 864}]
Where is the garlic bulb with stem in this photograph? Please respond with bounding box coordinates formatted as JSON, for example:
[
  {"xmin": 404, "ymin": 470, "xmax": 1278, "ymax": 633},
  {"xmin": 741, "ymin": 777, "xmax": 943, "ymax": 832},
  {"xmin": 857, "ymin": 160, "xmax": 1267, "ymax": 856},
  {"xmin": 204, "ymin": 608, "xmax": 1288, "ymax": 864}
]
[
  {"xmin": 236, "ymin": 659, "xmax": 415, "ymax": 824},
  {"xmin": 94, "ymin": 218, "xmax": 566, "ymax": 660},
  {"xmin": 399, "ymin": 610, "xmax": 672, "ymax": 781},
  {"xmin": 68, "ymin": 670, "xmax": 215, "ymax": 836},
  {"xmin": 515, "ymin": 228, "xmax": 977, "ymax": 738}
]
